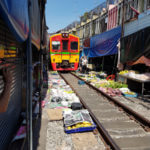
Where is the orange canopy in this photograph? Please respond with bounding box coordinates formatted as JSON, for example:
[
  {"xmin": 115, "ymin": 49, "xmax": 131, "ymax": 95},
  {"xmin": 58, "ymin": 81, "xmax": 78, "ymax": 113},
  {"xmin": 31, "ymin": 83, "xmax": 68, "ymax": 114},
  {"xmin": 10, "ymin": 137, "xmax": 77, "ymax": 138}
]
[{"xmin": 127, "ymin": 56, "xmax": 150, "ymax": 66}]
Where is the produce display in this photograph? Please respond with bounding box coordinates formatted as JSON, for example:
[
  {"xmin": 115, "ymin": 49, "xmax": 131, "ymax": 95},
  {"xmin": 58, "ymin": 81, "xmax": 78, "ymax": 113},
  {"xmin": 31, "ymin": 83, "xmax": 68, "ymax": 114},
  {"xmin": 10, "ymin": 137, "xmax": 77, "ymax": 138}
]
[
  {"xmin": 119, "ymin": 70, "xmax": 139, "ymax": 75},
  {"xmin": 63, "ymin": 109, "xmax": 96, "ymax": 133},
  {"xmin": 123, "ymin": 91, "xmax": 136, "ymax": 95},
  {"xmin": 104, "ymin": 80, "xmax": 128, "ymax": 88},
  {"xmin": 119, "ymin": 70, "xmax": 150, "ymax": 81},
  {"xmin": 99, "ymin": 87, "xmax": 122, "ymax": 97},
  {"xmin": 66, "ymin": 122, "xmax": 93, "ymax": 130},
  {"xmin": 94, "ymin": 80, "xmax": 128, "ymax": 89},
  {"xmin": 131, "ymin": 73, "xmax": 150, "ymax": 81},
  {"xmin": 119, "ymin": 70, "xmax": 129, "ymax": 75},
  {"xmin": 119, "ymin": 88, "xmax": 137, "ymax": 97},
  {"xmin": 75, "ymin": 71, "xmax": 140, "ymax": 97}
]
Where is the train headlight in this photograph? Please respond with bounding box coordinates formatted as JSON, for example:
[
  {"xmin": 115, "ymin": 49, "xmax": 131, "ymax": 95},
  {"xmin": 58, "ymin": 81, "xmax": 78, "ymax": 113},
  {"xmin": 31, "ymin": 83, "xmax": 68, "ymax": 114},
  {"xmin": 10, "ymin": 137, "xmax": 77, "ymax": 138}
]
[{"xmin": 62, "ymin": 33, "xmax": 69, "ymax": 38}]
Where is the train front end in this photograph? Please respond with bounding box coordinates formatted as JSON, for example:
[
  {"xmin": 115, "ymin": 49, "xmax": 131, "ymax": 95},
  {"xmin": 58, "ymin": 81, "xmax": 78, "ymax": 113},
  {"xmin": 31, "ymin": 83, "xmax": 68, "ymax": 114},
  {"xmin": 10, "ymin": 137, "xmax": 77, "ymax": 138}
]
[{"xmin": 50, "ymin": 33, "xmax": 79, "ymax": 71}]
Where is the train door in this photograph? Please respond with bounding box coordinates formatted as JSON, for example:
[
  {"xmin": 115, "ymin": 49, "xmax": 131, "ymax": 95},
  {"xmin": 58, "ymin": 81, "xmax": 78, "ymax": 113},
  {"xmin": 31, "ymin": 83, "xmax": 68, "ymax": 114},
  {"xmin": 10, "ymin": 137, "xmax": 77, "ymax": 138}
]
[{"xmin": 61, "ymin": 40, "xmax": 70, "ymax": 67}]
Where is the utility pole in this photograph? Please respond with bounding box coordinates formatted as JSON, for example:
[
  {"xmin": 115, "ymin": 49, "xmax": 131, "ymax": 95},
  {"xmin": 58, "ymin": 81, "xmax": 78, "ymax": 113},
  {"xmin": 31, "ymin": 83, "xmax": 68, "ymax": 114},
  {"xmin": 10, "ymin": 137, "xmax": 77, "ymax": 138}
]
[{"xmin": 121, "ymin": 0, "xmax": 125, "ymax": 37}]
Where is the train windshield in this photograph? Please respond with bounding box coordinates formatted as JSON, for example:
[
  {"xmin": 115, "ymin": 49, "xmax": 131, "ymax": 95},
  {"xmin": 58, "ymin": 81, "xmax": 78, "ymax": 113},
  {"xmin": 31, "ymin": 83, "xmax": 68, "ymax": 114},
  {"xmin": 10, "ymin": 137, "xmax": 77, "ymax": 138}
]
[
  {"xmin": 52, "ymin": 41, "xmax": 60, "ymax": 50},
  {"xmin": 71, "ymin": 42, "xmax": 78, "ymax": 50},
  {"xmin": 62, "ymin": 40, "xmax": 68, "ymax": 51}
]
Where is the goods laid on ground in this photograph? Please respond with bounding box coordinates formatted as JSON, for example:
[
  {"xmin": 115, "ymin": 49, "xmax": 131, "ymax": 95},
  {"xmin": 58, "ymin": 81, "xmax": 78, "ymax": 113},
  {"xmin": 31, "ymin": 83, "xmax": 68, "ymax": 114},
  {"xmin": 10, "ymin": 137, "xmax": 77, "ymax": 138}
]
[
  {"xmin": 96, "ymin": 71, "xmax": 107, "ymax": 77},
  {"xmin": 95, "ymin": 80, "xmax": 128, "ymax": 89},
  {"xmin": 43, "ymin": 71, "xmax": 96, "ymax": 134},
  {"xmin": 74, "ymin": 71, "xmax": 139, "ymax": 97},
  {"xmin": 63, "ymin": 109, "xmax": 96, "ymax": 134},
  {"xmin": 71, "ymin": 102, "xmax": 83, "ymax": 110},
  {"xmin": 99, "ymin": 87, "xmax": 122, "ymax": 97},
  {"xmin": 44, "ymin": 72, "xmax": 81, "ymax": 109},
  {"xmin": 119, "ymin": 88, "xmax": 137, "ymax": 97}
]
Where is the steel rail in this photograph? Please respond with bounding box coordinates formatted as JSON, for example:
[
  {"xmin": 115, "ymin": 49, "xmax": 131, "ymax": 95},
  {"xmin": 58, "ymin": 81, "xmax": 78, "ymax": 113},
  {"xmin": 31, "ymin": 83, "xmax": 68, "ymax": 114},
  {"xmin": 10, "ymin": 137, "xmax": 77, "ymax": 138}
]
[
  {"xmin": 71, "ymin": 72, "xmax": 150, "ymax": 129},
  {"xmin": 59, "ymin": 72, "xmax": 121, "ymax": 150}
]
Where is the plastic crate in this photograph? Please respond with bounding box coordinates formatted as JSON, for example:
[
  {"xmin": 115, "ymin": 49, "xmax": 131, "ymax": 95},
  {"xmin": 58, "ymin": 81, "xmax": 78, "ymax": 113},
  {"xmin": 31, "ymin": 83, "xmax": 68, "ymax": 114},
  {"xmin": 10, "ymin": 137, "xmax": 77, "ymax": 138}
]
[
  {"xmin": 122, "ymin": 93, "xmax": 137, "ymax": 97},
  {"xmin": 65, "ymin": 124, "xmax": 96, "ymax": 134},
  {"xmin": 78, "ymin": 80, "xmax": 85, "ymax": 85}
]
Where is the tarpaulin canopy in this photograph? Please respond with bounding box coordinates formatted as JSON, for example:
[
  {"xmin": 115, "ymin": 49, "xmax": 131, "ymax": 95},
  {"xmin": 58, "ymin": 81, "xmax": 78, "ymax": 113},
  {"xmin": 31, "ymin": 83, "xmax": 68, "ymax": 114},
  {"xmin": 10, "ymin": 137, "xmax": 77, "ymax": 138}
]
[
  {"xmin": 127, "ymin": 56, "xmax": 150, "ymax": 66},
  {"xmin": 0, "ymin": 0, "xmax": 41, "ymax": 49},
  {"xmin": 82, "ymin": 48, "xmax": 90, "ymax": 57},
  {"xmin": 83, "ymin": 38, "xmax": 90, "ymax": 48},
  {"xmin": 89, "ymin": 26, "xmax": 121, "ymax": 58},
  {"xmin": 0, "ymin": 0, "xmax": 29, "ymax": 42},
  {"xmin": 120, "ymin": 26, "xmax": 150, "ymax": 63}
]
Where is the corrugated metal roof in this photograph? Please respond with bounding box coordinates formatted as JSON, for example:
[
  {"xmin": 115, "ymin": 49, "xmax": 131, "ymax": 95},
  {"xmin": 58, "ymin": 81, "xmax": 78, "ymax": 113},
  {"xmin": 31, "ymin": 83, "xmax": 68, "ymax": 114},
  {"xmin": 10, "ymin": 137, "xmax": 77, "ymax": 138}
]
[{"xmin": 124, "ymin": 10, "xmax": 150, "ymax": 37}]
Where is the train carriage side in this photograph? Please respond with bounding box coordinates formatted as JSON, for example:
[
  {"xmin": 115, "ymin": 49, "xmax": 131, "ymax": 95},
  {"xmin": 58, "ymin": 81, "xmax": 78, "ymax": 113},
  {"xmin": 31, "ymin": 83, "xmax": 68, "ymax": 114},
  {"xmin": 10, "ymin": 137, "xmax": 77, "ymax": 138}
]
[{"xmin": 50, "ymin": 33, "xmax": 79, "ymax": 71}]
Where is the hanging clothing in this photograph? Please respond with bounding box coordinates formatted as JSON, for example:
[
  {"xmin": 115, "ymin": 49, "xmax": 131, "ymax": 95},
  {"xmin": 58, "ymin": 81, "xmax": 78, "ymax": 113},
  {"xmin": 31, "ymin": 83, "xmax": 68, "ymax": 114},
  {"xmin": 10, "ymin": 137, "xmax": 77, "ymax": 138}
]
[{"xmin": 117, "ymin": 40, "xmax": 123, "ymax": 70}]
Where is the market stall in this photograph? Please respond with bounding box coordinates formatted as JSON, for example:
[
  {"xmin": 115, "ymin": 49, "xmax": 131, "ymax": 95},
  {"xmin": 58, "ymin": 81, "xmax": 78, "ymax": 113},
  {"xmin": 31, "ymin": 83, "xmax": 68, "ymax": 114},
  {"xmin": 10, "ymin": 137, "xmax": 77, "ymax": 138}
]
[{"xmin": 118, "ymin": 71, "xmax": 150, "ymax": 97}]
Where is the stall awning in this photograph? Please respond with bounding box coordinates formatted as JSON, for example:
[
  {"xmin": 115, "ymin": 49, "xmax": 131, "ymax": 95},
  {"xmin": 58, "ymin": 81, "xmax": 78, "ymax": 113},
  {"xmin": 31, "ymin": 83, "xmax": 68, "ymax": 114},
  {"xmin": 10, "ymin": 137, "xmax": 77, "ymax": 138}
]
[
  {"xmin": 127, "ymin": 56, "xmax": 150, "ymax": 67},
  {"xmin": 89, "ymin": 26, "xmax": 121, "ymax": 58},
  {"xmin": 121, "ymin": 26, "xmax": 150, "ymax": 63},
  {"xmin": 0, "ymin": 0, "xmax": 41, "ymax": 49},
  {"xmin": 31, "ymin": 0, "xmax": 41, "ymax": 50},
  {"xmin": 0, "ymin": 0, "xmax": 29, "ymax": 42}
]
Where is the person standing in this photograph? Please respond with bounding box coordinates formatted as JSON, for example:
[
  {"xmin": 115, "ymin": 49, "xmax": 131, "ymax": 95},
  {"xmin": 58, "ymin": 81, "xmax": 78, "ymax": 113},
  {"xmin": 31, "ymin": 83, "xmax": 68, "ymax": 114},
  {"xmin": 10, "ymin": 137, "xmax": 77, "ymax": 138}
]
[
  {"xmin": 82, "ymin": 56, "xmax": 88, "ymax": 73},
  {"xmin": 79, "ymin": 56, "xmax": 83, "ymax": 72}
]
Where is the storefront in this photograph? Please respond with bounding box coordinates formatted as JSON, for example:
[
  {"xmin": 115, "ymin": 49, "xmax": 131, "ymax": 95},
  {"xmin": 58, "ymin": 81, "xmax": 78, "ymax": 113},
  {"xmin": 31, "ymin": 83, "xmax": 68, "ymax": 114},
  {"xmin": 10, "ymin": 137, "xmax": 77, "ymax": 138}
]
[
  {"xmin": 119, "ymin": 10, "xmax": 150, "ymax": 96},
  {"xmin": 0, "ymin": 0, "xmax": 47, "ymax": 149},
  {"xmin": 82, "ymin": 26, "xmax": 121, "ymax": 73}
]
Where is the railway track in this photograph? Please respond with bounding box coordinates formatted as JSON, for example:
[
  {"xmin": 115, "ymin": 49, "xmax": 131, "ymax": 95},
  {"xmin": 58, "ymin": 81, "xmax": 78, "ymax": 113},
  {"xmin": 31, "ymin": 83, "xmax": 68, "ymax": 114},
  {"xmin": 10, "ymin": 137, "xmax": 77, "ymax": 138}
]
[{"xmin": 59, "ymin": 72, "xmax": 150, "ymax": 150}]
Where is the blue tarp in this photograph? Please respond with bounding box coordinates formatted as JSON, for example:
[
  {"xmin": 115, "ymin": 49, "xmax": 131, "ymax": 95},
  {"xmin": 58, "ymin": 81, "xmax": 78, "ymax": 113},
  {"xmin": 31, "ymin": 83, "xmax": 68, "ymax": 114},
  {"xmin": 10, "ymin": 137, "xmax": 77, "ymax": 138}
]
[
  {"xmin": 79, "ymin": 48, "xmax": 90, "ymax": 60},
  {"xmin": 89, "ymin": 26, "xmax": 121, "ymax": 57},
  {"xmin": 0, "ymin": 0, "xmax": 41, "ymax": 49},
  {"xmin": 83, "ymin": 48, "xmax": 90, "ymax": 57}
]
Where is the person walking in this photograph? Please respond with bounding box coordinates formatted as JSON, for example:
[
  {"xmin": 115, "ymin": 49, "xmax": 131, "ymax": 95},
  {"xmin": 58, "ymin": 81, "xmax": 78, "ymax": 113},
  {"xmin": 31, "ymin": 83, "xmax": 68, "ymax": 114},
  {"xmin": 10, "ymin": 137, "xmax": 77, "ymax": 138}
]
[{"xmin": 79, "ymin": 56, "xmax": 83, "ymax": 72}]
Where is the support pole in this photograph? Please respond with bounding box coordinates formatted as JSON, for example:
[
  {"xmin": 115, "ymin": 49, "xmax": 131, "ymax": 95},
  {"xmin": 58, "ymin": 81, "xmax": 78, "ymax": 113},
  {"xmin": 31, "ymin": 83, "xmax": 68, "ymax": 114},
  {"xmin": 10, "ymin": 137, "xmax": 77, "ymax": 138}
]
[
  {"xmin": 102, "ymin": 56, "xmax": 104, "ymax": 71},
  {"xmin": 121, "ymin": 0, "xmax": 125, "ymax": 37},
  {"xmin": 112, "ymin": 54, "xmax": 118, "ymax": 75},
  {"xmin": 39, "ymin": 0, "xmax": 44, "ymax": 117},
  {"xmin": 26, "ymin": 0, "xmax": 33, "ymax": 149}
]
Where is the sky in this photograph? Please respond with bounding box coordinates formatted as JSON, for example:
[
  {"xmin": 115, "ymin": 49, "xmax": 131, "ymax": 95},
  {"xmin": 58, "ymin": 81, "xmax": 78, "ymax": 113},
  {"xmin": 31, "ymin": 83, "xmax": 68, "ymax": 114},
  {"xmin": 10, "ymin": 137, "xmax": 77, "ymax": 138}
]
[{"xmin": 45, "ymin": 0, "xmax": 106, "ymax": 33}]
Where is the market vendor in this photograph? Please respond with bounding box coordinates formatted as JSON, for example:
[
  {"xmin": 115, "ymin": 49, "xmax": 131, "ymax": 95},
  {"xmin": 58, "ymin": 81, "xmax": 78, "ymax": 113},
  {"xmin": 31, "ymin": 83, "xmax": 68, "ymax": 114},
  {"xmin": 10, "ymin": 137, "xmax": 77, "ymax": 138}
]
[{"xmin": 79, "ymin": 56, "xmax": 83, "ymax": 72}]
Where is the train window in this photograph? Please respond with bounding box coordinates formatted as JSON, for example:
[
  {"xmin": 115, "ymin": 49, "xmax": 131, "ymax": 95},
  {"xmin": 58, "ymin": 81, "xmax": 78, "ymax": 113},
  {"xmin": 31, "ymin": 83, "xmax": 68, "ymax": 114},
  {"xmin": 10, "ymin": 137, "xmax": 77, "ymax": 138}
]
[
  {"xmin": 52, "ymin": 41, "xmax": 60, "ymax": 50},
  {"xmin": 62, "ymin": 40, "xmax": 68, "ymax": 51},
  {"xmin": 71, "ymin": 42, "xmax": 78, "ymax": 50}
]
